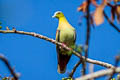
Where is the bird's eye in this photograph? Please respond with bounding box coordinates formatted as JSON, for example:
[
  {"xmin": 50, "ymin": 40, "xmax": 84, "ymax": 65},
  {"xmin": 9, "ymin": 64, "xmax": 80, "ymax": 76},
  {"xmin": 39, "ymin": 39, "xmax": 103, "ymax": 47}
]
[{"xmin": 57, "ymin": 12, "xmax": 60, "ymax": 14}]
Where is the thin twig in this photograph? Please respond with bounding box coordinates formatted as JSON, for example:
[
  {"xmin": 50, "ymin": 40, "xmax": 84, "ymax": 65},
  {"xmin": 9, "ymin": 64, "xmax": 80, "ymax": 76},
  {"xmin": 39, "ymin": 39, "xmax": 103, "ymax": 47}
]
[
  {"xmin": 0, "ymin": 29, "xmax": 115, "ymax": 68},
  {"xmin": 86, "ymin": 0, "xmax": 91, "ymax": 58},
  {"xmin": 108, "ymin": 55, "xmax": 120, "ymax": 80},
  {"xmin": 69, "ymin": 60, "xmax": 82, "ymax": 77},
  {"xmin": 103, "ymin": 11, "xmax": 120, "ymax": 32},
  {"xmin": 89, "ymin": 64, "xmax": 94, "ymax": 80},
  {"xmin": 75, "ymin": 67, "xmax": 120, "ymax": 80},
  {"xmin": 0, "ymin": 54, "xmax": 18, "ymax": 80},
  {"xmin": 82, "ymin": 0, "xmax": 91, "ymax": 75}
]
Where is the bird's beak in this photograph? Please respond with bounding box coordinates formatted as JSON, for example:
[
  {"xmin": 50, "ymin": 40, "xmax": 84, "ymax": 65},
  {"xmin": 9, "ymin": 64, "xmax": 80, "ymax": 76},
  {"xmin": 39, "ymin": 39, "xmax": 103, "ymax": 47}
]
[{"xmin": 52, "ymin": 15, "xmax": 56, "ymax": 18}]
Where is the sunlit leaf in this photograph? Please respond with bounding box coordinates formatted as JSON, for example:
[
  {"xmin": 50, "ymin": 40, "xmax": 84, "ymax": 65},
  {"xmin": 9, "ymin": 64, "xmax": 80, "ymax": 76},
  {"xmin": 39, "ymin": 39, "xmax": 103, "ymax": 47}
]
[
  {"xmin": 94, "ymin": 6, "xmax": 104, "ymax": 25},
  {"xmin": 77, "ymin": 1, "xmax": 88, "ymax": 12},
  {"xmin": 94, "ymin": 0, "xmax": 107, "ymax": 25},
  {"xmin": 111, "ymin": 78, "xmax": 115, "ymax": 80},
  {"xmin": 0, "ymin": 26, "xmax": 2, "ymax": 29},
  {"xmin": 91, "ymin": 0, "xmax": 98, "ymax": 7},
  {"xmin": 75, "ymin": 45, "xmax": 83, "ymax": 53},
  {"xmin": 116, "ymin": 5, "xmax": 120, "ymax": 23},
  {"xmin": 114, "ymin": 0, "xmax": 120, "ymax": 3},
  {"xmin": 6, "ymin": 26, "xmax": 9, "ymax": 30},
  {"xmin": 117, "ymin": 74, "xmax": 120, "ymax": 80}
]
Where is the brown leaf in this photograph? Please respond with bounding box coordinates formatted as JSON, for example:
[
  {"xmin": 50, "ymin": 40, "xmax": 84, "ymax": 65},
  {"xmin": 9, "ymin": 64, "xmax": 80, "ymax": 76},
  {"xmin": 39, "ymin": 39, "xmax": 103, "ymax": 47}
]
[
  {"xmin": 116, "ymin": 5, "xmax": 120, "ymax": 23},
  {"xmin": 93, "ymin": 0, "xmax": 107, "ymax": 25},
  {"xmin": 91, "ymin": 0, "xmax": 98, "ymax": 7},
  {"xmin": 103, "ymin": 0, "xmax": 107, "ymax": 5},
  {"xmin": 94, "ymin": 6, "xmax": 104, "ymax": 25},
  {"xmin": 114, "ymin": 0, "xmax": 120, "ymax": 3},
  {"xmin": 6, "ymin": 26, "xmax": 9, "ymax": 30},
  {"xmin": 77, "ymin": 0, "xmax": 98, "ymax": 12},
  {"xmin": 77, "ymin": 1, "xmax": 88, "ymax": 12},
  {"xmin": 11, "ymin": 77, "xmax": 15, "ymax": 80}
]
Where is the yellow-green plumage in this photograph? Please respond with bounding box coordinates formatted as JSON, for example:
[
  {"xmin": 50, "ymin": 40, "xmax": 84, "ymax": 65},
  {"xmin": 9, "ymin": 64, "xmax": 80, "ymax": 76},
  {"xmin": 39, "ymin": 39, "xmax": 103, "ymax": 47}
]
[{"xmin": 53, "ymin": 11, "xmax": 76, "ymax": 74}]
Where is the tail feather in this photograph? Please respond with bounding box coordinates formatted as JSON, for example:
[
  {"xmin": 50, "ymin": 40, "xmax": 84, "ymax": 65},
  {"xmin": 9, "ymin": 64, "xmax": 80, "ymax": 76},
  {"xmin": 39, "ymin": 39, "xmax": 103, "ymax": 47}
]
[
  {"xmin": 57, "ymin": 64, "xmax": 66, "ymax": 74},
  {"xmin": 57, "ymin": 53, "xmax": 71, "ymax": 74}
]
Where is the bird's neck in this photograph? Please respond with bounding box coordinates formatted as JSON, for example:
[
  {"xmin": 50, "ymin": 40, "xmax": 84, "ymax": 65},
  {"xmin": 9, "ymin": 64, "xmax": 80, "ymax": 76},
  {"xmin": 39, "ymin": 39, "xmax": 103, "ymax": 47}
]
[
  {"xmin": 58, "ymin": 16, "xmax": 73, "ymax": 30},
  {"xmin": 59, "ymin": 16, "xmax": 68, "ymax": 24}
]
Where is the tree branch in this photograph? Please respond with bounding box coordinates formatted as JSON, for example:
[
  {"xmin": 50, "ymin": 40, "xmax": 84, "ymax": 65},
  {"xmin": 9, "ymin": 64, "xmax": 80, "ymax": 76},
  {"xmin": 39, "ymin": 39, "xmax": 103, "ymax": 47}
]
[
  {"xmin": 108, "ymin": 55, "xmax": 120, "ymax": 80},
  {"xmin": 89, "ymin": 63, "xmax": 94, "ymax": 80},
  {"xmin": 0, "ymin": 29, "xmax": 115, "ymax": 69},
  {"xmin": 0, "ymin": 54, "xmax": 18, "ymax": 80},
  {"xmin": 69, "ymin": 60, "xmax": 82, "ymax": 77},
  {"xmin": 82, "ymin": 0, "xmax": 91, "ymax": 75},
  {"xmin": 103, "ymin": 11, "xmax": 120, "ymax": 32},
  {"xmin": 75, "ymin": 67, "xmax": 120, "ymax": 80}
]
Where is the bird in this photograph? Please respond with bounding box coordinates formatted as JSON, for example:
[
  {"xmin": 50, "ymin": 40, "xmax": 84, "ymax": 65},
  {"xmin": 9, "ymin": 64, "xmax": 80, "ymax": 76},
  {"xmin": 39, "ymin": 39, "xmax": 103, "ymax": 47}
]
[{"xmin": 52, "ymin": 11, "xmax": 76, "ymax": 74}]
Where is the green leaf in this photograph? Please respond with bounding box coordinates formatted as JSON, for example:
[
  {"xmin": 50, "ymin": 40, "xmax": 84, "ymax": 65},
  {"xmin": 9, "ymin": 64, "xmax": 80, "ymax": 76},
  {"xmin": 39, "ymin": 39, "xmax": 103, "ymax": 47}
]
[
  {"xmin": 0, "ymin": 22, "xmax": 2, "ymax": 25},
  {"xmin": 62, "ymin": 77, "xmax": 73, "ymax": 80},
  {"xmin": 117, "ymin": 74, "xmax": 120, "ymax": 80},
  {"xmin": 0, "ymin": 26, "xmax": 2, "ymax": 29},
  {"xmin": 2, "ymin": 77, "xmax": 9, "ymax": 80},
  {"xmin": 67, "ymin": 50, "xmax": 72, "ymax": 56},
  {"xmin": 111, "ymin": 78, "xmax": 115, "ymax": 80},
  {"xmin": 75, "ymin": 45, "xmax": 83, "ymax": 53}
]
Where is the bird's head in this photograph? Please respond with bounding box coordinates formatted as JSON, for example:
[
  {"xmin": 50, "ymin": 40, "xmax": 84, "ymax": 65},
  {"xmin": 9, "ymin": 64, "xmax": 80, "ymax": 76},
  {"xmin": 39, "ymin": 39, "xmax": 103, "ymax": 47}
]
[{"xmin": 52, "ymin": 11, "xmax": 64, "ymax": 19}]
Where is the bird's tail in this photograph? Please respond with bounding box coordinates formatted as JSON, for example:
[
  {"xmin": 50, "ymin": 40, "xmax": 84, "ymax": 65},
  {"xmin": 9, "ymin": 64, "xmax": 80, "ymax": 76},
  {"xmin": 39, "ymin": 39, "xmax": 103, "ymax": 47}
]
[
  {"xmin": 57, "ymin": 53, "xmax": 71, "ymax": 74},
  {"xmin": 57, "ymin": 64, "xmax": 66, "ymax": 74}
]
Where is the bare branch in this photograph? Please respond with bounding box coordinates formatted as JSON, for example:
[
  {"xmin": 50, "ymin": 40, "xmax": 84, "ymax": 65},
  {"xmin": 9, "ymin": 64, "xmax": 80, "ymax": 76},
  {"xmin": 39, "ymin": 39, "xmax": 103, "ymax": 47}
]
[
  {"xmin": 0, "ymin": 54, "xmax": 18, "ymax": 80},
  {"xmin": 103, "ymin": 11, "xmax": 120, "ymax": 32},
  {"xmin": 86, "ymin": 0, "xmax": 91, "ymax": 57},
  {"xmin": 82, "ymin": 0, "xmax": 91, "ymax": 75},
  {"xmin": 75, "ymin": 67, "xmax": 120, "ymax": 80},
  {"xmin": 69, "ymin": 60, "xmax": 82, "ymax": 77},
  {"xmin": 89, "ymin": 64, "xmax": 94, "ymax": 80},
  {"xmin": 108, "ymin": 55, "xmax": 120, "ymax": 80},
  {"xmin": 0, "ymin": 29, "xmax": 115, "ymax": 69}
]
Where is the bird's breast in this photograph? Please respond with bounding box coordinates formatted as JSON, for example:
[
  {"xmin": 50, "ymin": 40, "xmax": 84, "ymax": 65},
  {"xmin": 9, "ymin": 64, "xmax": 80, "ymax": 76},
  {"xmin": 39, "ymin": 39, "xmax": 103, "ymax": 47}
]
[{"xmin": 59, "ymin": 29, "xmax": 75, "ymax": 45}]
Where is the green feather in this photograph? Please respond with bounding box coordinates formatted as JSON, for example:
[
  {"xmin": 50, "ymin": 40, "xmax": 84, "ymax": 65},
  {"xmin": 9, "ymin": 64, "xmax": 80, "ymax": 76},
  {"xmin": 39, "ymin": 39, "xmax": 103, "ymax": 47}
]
[{"xmin": 53, "ymin": 11, "xmax": 76, "ymax": 74}]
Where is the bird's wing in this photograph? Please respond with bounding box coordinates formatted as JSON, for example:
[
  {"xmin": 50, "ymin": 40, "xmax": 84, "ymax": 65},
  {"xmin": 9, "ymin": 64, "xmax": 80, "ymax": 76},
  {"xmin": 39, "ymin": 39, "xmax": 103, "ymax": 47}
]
[
  {"xmin": 56, "ymin": 30, "xmax": 60, "ymax": 42},
  {"xmin": 56, "ymin": 29, "xmax": 71, "ymax": 73},
  {"xmin": 73, "ymin": 30, "xmax": 76, "ymax": 43},
  {"xmin": 56, "ymin": 29, "xmax": 61, "ymax": 60}
]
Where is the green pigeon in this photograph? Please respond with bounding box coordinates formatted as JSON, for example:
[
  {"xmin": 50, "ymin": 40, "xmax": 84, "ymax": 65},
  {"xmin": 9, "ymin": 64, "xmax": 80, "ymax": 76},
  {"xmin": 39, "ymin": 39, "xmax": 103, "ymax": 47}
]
[{"xmin": 52, "ymin": 11, "xmax": 76, "ymax": 74}]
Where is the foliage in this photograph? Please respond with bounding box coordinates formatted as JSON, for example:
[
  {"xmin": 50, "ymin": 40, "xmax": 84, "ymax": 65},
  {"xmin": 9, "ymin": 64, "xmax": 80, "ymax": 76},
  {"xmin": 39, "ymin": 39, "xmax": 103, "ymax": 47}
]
[
  {"xmin": 78, "ymin": 0, "xmax": 120, "ymax": 28},
  {"xmin": 62, "ymin": 77, "xmax": 73, "ymax": 80}
]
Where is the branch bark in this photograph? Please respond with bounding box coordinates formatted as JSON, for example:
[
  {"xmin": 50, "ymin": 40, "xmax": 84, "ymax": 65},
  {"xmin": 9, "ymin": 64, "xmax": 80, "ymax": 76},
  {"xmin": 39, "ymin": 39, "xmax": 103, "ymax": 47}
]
[
  {"xmin": 103, "ymin": 11, "xmax": 120, "ymax": 32},
  {"xmin": 0, "ymin": 29, "xmax": 115, "ymax": 69},
  {"xmin": 75, "ymin": 67, "xmax": 120, "ymax": 80},
  {"xmin": 69, "ymin": 60, "xmax": 82, "ymax": 77},
  {"xmin": 0, "ymin": 54, "xmax": 18, "ymax": 80}
]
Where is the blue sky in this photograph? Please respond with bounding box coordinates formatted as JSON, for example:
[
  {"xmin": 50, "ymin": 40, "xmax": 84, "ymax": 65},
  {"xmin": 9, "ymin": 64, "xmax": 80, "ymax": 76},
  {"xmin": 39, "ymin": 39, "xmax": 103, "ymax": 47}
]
[{"xmin": 0, "ymin": 0, "xmax": 120, "ymax": 80}]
